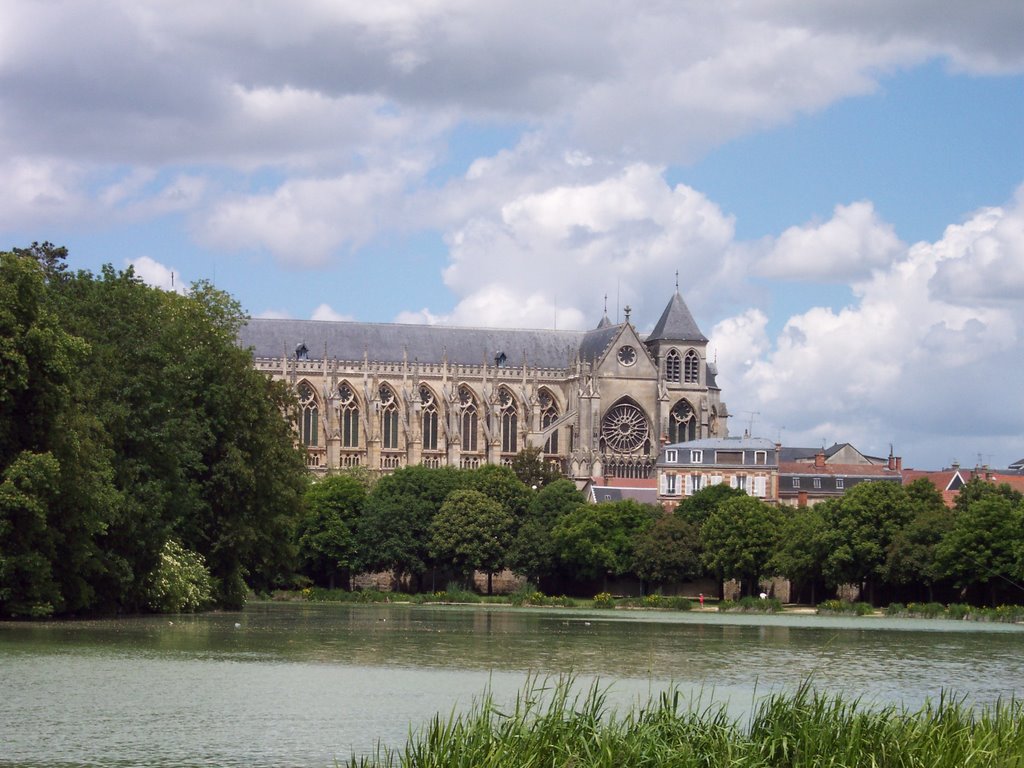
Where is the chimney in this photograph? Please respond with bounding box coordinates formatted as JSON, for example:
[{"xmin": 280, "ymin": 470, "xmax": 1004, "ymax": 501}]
[{"xmin": 814, "ymin": 451, "xmax": 825, "ymax": 468}]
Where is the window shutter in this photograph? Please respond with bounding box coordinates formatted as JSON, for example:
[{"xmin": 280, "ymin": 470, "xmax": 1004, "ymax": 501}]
[
  {"xmin": 685, "ymin": 474, "xmax": 693, "ymax": 495},
  {"xmin": 754, "ymin": 476, "xmax": 766, "ymax": 497}
]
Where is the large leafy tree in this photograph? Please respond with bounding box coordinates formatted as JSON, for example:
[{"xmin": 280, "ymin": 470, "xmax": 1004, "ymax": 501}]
[
  {"xmin": 551, "ymin": 500, "xmax": 658, "ymax": 585},
  {"xmin": 632, "ymin": 513, "xmax": 702, "ymax": 586},
  {"xmin": 884, "ymin": 478, "xmax": 954, "ymax": 602},
  {"xmin": 1, "ymin": 248, "xmax": 309, "ymax": 615},
  {"xmin": 297, "ymin": 474, "xmax": 367, "ymax": 589},
  {"xmin": 769, "ymin": 506, "xmax": 828, "ymax": 604},
  {"xmin": 820, "ymin": 481, "xmax": 913, "ymax": 604},
  {"xmin": 429, "ymin": 489, "xmax": 514, "ymax": 593},
  {"xmin": 701, "ymin": 495, "xmax": 782, "ymax": 597},
  {"xmin": 508, "ymin": 478, "xmax": 585, "ymax": 585},
  {"xmin": 676, "ymin": 483, "xmax": 746, "ymax": 527},
  {"xmin": 936, "ymin": 494, "xmax": 1024, "ymax": 605},
  {"xmin": 468, "ymin": 464, "xmax": 532, "ymax": 522},
  {"xmin": 357, "ymin": 465, "xmax": 468, "ymax": 591},
  {"xmin": 0, "ymin": 251, "xmax": 117, "ymax": 617}
]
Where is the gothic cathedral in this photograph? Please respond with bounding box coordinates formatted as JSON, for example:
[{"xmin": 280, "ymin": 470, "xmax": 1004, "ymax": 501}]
[{"xmin": 239, "ymin": 290, "xmax": 728, "ymax": 482}]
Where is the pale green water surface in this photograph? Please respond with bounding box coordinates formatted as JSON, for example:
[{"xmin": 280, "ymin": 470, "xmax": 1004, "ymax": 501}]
[{"xmin": 2, "ymin": 602, "xmax": 1022, "ymax": 767}]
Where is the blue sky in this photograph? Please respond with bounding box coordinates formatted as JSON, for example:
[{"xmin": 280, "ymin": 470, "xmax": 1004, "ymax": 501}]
[{"xmin": 2, "ymin": 1, "xmax": 1023, "ymax": 469}]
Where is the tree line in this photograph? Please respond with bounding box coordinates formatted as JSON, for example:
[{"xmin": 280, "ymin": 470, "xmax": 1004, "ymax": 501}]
[
  {"xmin": 299, "ymin": 462, "xmax": 1024, "ymax": 608},
  {"xmin": 5, "ymin": 244, "xmax": 1022, "ymax": 616}
]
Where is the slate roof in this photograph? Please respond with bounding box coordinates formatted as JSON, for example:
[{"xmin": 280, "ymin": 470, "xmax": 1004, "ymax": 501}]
[
  {"xmin": 590, "ymin": 485, "xmax": 660, "ymax": 504},
  {"xmin": 238, "ymin": 318, "xmax": 594, "ymax": 369},
  {"xmin": 646, "ymin": 291, "xmax": 707, "ymax": 343}
]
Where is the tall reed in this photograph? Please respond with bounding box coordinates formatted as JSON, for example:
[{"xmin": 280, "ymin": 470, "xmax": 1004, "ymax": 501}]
[{"xmin": 346, "ymin": 675, "xmax": 1024, "ymax": 767}]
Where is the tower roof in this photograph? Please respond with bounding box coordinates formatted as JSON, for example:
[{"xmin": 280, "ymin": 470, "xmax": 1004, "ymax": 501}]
[{"xmin": 646, "ymin": 291, "xmax": 707, "ymax": 343}]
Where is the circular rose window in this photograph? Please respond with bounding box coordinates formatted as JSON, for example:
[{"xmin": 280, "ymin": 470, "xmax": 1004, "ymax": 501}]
[
  {"xmin": 601, "ymin": 403, "xmax": 649, "ymax": 452},
  {"xmin": 617, "ymin": 345, "xmax": 637, "ymax": 366}
]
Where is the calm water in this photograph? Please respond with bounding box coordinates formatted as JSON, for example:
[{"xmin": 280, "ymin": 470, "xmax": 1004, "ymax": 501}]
[{"xmin": 2, "ymin": 602, "xmax": 1023, "ymax": 767}]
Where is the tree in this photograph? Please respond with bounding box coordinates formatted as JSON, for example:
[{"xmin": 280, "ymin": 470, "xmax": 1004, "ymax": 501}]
[
  {"xmin": 508, "ymin": 478, "xmax": 585, "ymax": 585},
  {"xmin": 551, "ymin": 500, "xmax": 658, "ymax": 585},
  {"xmin": 701, "ymin": 495, "xmax": 782, "ymax": 597},
  {"xmin": 510, "ymin": 446, "xmax": 562, "ymax": 489},
  {"xmin": 936, "ymin": 495, "xmax": 1024, "ymax": 605},
  {"xmin": 468, "ymin": 464, "xmax": 532, "ymax": 522},
  {"xmin": 632, "ymin": 513, "xmax": 702, "ymax": 586},
  {"xmin": 676, "ymin": 483, "xmax": 746, "ymax": 527},
  {"xmin": 430, "ymin": 489, "xmax": 514, "ymax": 593},
  {"xmin": 0, "ymin": 251, "xmax": 116, "ymax": 617},
  {"xmin": 884, "ymin": 479, "xmax": 953, "ymax": 602},
  {"xmin": 297, "ymin": 474, "xmax": 367, "ymax": 589},
  {"xmin": 820, "ymin": 481, "xmax": 913, "ymax": 604},
  {"xmin": 769, "ymin": 506, "xmax": 828, "ymax": 604},
  {"xmin": 357, "ymin": 465, "xmax": 468, "ymax": 591}
]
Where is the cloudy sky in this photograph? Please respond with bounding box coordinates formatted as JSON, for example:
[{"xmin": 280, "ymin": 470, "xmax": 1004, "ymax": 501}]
[{"xmin": 3, "ymin": 1, "xmax": 1023, "ymax": 469}]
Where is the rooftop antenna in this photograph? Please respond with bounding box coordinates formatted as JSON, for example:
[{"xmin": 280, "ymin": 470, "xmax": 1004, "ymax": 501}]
[
  {"xmin": 171, "ymin": 271, "xmax": 174, "ymax": 289},
  {"xmin": 742, "ymin": 410, "xmax": 759, "ymax": 437}
]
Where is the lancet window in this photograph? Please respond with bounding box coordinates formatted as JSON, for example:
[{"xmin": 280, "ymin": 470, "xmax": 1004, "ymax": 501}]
[
  {"xmin": 539, "ymin": 389, "xmax": 559, "ymax": 454},
  {"xmin": 420, "ymin": 385, "xmax": 439, "ymax": 451},
  {"xmin": 379, "ymin": 384, "xmax": 399, "ymax": 450},
  {"xmin": 666, "ymin": 349, "xmax": 681, "ymax": 383},
  {"xmin": 669, "ymin": 399, "xmax": 697, "ymax": 443},
  {"xmin": 684, "ymin": 350, "xmax": 700, "ymax": 383},
  {"xmin": 337, "ymin": 382, "xmax": 359, "ymax": 448},
  {"xmin": 459, "ymin": 385, "xmax": 478, "ymax": 452},
  {"xmin": 298, "ymin": 383, "xmax": 319, "ymax": 447},
  {"xmin": 499, "ymin": 387, "xmax": 518, "ymax": 453}
]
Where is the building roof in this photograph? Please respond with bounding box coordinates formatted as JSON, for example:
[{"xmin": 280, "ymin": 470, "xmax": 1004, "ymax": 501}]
[
  {"xmin": 779, "ymin": 462, "xmax": 900, "ymax": 478},
  {"xmin": 589, "ymin": 485, "xmax": 660, "ymax": 505},
  {"xmin": 665, "ymin": 436, "xmax": 776, "ymax": 452},
  {"xmin": 239, "ymin": 317, "xmax": 593, "ymax": 369},
  {"xmin": 645, "ymin": 291, "xmax": 707, "ymax": 343}
]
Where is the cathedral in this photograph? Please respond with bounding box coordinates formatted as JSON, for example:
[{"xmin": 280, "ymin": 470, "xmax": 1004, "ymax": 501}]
[{"xmin": 238, "ymin": 290, "xmax": 728, "ymax": 484}]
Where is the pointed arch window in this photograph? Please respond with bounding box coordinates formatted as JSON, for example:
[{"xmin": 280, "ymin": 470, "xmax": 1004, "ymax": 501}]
[
  {"xmin": 666, "ymin": 349, "xmax": 681, "ymax": 383},
  {"xmin": 684, "ymin": 350, "xmax": 700, "ymax": 383},
  {"xmin": 669, "ymin": 399, "xmax": 697, "ymax": 443},
  {"xmin": 459, "ymin": 385, "xmax": 478, "ymax": 452},
  {"xmin": 420, "ymin": 385, "xmax": 439, "ymax": 451},
  {"xmin": 379, "ymin": 384, "xmax": 399, "ymax": 450},
  {"xmin": 338, "ymin": 382, "xmax": 359, "ymax": 447},
  {"xmin": 499, "ymin": 387, "xmax": 518, "ymax": 453},
  {"xmin": 298, "ymin": 383, "xmax": 319, "ymax": 447},
  {"xmin": 539, "ymin": 389, "xmax": 559, "ymax": 454}
]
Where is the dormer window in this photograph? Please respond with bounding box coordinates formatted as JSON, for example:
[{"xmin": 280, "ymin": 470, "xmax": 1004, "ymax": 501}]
[
  {"xmin": 295, "ymin": 342, "xmax": 309, "ymax": 361},
  {"xmin": 665, "ymin": 449, "xmax": 678, "ymax": 463},
  {"xmin": 494, "ymin": 351, "xmax": 507, "ymax": 367}
]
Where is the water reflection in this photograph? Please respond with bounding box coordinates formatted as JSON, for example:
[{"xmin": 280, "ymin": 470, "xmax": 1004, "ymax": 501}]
[{"xmin": 2, "ymin": 603, "xmax": 1022, "ymax": 768}]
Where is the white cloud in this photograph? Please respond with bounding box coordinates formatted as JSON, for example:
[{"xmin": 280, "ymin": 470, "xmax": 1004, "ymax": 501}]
[
  {"xmin": 198, "ymin": 167, "xmax": 416, "ymax": 265},
  {"xmin": 310, "ymin": 304, "xmax": 354, "ymax": 322},
  {"xmin": 713, "ymin": 188, "xmax": 1024, "ymax": 464},
  {"xmin": 760, "ymin": 201, "xmax": 904, "ymax": 281},
  {"xmin": 436, "ymin": 163, "xmax": 744, "ymax": 330},
  {"xmin": 126, "ymin": 255, "xmax": 186, "ymax": 293}
]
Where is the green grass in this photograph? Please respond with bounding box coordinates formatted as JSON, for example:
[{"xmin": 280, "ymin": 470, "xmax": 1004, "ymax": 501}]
[
  {"xmin": 886, "ymin": 602, "xmax": 1024, "ymax": 623},
  {"xmin": 346, "ymin": 676, "xmax": 1024, "ymax": 768}
]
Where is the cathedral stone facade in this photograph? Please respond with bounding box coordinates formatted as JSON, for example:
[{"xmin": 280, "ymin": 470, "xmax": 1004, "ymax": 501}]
[{"xmin": 238, "ymin": 291, "xmax": 728, "ymax": 483}]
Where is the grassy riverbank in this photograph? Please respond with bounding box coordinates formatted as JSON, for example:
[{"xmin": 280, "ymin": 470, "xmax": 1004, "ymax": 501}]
[{"xmin": 348, "ymin": 677, "xmax": 1024, "ymax": 768}]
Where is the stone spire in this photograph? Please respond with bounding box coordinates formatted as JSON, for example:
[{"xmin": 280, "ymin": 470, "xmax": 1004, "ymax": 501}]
[{"xmin": 646, "ymin": 290, "xmax": 707, "ymax": 343}]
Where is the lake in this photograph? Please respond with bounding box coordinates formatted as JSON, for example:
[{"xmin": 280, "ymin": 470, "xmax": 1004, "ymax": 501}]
[{"xmin": 2, "ymin": 602, "xmax": 1022, "ymax": 767}]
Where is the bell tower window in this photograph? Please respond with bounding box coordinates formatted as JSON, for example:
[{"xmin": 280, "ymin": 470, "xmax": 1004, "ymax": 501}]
[
  {"xmin": 666, "ymin": 349, "xmax": 681, "ymax": 383},
  {"xmin": 669, "ymin": 399, "xmax": 696, "ymax": 443},
  {"xmin": 684, "ymin": 350, "xmax": 700, "ymax": 383}
]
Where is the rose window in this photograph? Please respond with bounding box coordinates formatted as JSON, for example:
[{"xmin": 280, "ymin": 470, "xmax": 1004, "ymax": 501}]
[{"xmin": 601, "ymin": 403, "xmax": 649, "ymax": 453}]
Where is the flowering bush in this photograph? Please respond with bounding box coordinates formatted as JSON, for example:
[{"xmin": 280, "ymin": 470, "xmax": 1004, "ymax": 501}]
[
  {"xmin": 592, "ymin": 592, "xmax": 616, "ymax": 609},
  {"xmin": 146, "ymin": 539, "xmax": 214, "ymax": 613}
]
